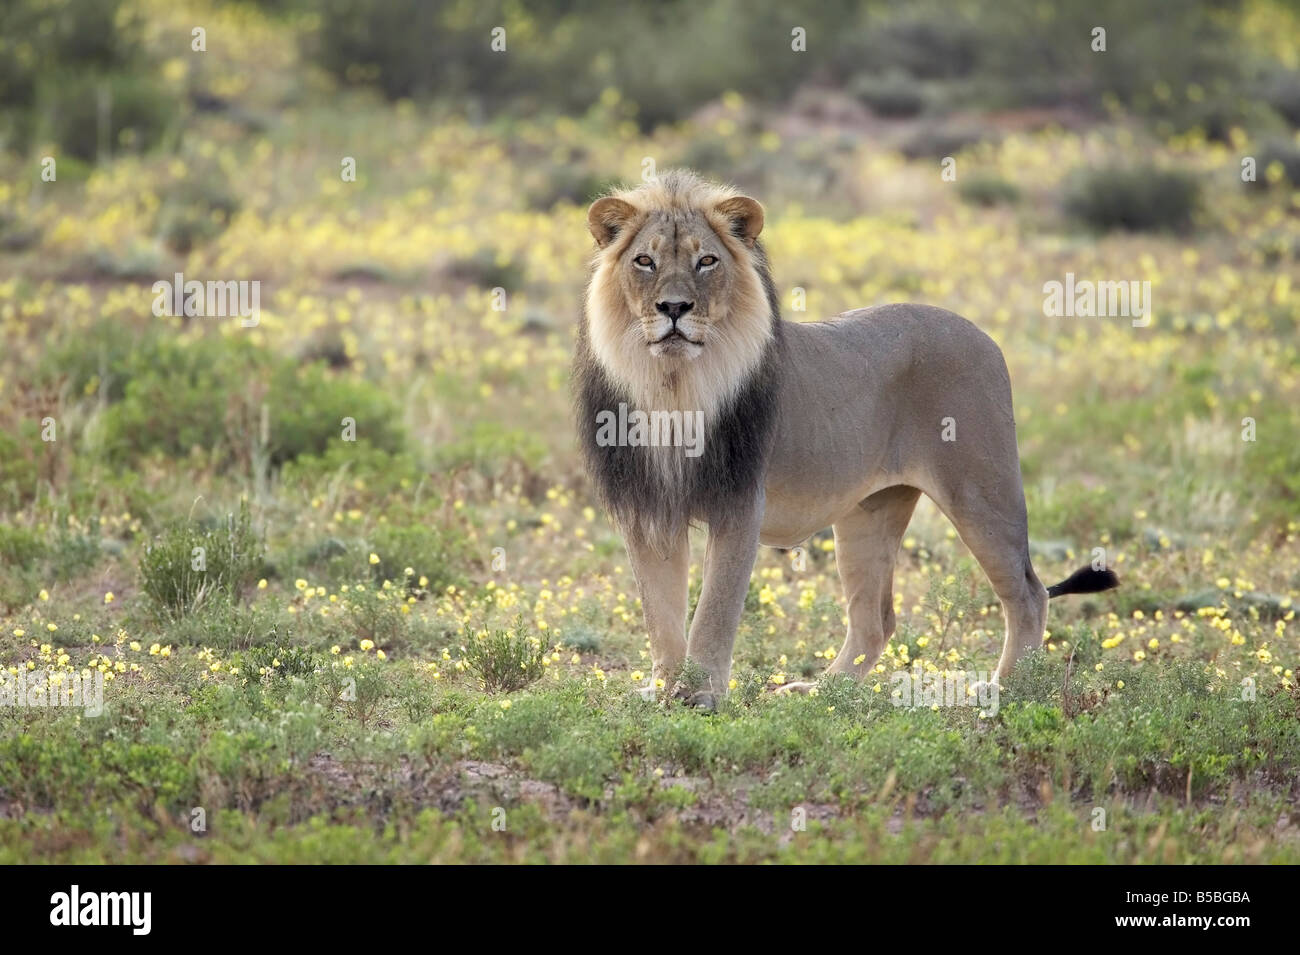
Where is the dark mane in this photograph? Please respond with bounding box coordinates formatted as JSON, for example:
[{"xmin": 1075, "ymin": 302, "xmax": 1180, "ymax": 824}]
[{"xmin": 573, "ymin": 241, "xmax": 784, "ymax": 545}]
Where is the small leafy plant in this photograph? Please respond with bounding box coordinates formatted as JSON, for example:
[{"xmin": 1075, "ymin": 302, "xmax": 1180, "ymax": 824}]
[
  {"xmin": 139, "ymin": 501, "xmax": 263, "ymax": 621},
  {"xmin": 460, "ymin": 618, "xmax": 549, "ymax": 693}
]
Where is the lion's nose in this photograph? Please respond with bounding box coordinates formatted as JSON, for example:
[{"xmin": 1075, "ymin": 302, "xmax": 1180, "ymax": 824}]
[{"xmin": 656, "ymin": 300, "xmax": 694, "ymax": 322}]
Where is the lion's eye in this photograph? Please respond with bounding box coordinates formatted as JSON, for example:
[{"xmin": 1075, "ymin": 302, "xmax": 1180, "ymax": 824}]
[
  {"xmin": 697, "ymin": 255, "xmax": 718, "ymax": 269},
  {"xmin": 633, "ymin": 254, "xmax": 655, "ymax": 270}
]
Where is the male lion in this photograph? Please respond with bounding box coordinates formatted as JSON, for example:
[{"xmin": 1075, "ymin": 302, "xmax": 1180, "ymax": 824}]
[{"xmin": 574, "ymin": 170, "xmax": 1117, "ymax": 708}]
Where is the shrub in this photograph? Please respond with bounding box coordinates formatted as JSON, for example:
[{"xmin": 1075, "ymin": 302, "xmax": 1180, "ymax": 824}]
[
  {"xmin": 0, "ymin": 426, "xmax": 41, "ymax": 512},
  {"xmin": 156, "ymin": 173, "xmax": 241, "ymax": 254},
  {"xmin": 138, "ymin": 501, "xmax": 264, "ymax": 621},
  {"xmin": 0, "ymin": 524, "xmax": 44, "ymax": 567},
  {"xmin": 0, "ymin": 0, "xmax": 172, "ymax": 158},
  {"xmin": 1263, "ymin": 71, "xmax": 1300, "ymax": 127},
  {"xmin": 442, "ymin": 250, "xmax": 526, "ymax": 292},
  {"xmin": 101, "ymin": 335, "xmax": 264, "ymax": 463},
  {"xmin": 36, "ymin": 70, "xmax": 177, "ymax": 162},
  {"xmin": 1063, "ymin": 164, "xmax": 1199, "ymax": 232},
  {"xmin": 899, "ymin": 123, "xmax": 991, "ymax": 160},
  {"xmin": 368, "ymin": 523, "xmax": 464, "ymax": 594},
  {"xmin": 851, "ymin": 73, "xmax": 927, "ymax": 118},
  {"xmin": 958, "ymin": 173, "xmax": 1021, "ymax": 206},
  {"xmin": 1257, "ymin": 139, "xmax": 1300, "ymax": 187},
  {"xmin": 460, "ymin": 619, "xmax": 549, "ymax": 693},
  {"xmin": 268, "ymin": 362, "xmax": 405, "ymax": 465},
  {"xmin": 279, "ymin": 441, "xmax": 423, "ymax": 500},
  {"xmin": 100, "ymin": 335, "xmax": 405, "ymax": 469},
  {"xmin": 242, "ymin": 644, "xmax": 322, "ymax": 681}
]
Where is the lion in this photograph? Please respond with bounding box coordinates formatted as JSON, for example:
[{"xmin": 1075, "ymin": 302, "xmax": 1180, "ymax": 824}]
[{"xmin": 573, "ymin": 169, "xmax": 1118, "ymax": 709}]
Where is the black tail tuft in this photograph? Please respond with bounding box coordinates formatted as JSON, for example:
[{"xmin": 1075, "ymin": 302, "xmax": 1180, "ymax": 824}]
[{"xmin": 1046, "ymin": 565, "xmax": 1120, "ymax": 599}]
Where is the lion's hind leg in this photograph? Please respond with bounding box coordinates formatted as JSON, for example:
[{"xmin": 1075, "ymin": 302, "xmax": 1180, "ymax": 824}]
[
  {"xmin": 931, "ymin": 482, "xmax": 1048, "ymax": 682},
  {"xmin": 779, "ymin": 484, "xmax": 920, "ymax": 694}
]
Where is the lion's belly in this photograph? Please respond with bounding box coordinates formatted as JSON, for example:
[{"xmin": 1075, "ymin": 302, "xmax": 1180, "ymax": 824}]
[
  {"xmin": 758, "ymin": 473, "xmax": 901, "ymax": 548},
  {"xmin": 759, "ymin": 493, "xmax": 857, "ymax": 548}
]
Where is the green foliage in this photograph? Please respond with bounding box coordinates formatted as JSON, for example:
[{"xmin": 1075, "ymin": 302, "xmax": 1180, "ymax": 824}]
[
  {"xmin": 958, "ymin": 172, "xmax": 1021, "ymax": 206},
  {"xmin": 35, "ymin": 70, "xmax": 177, "ymax": 162},
  {"xmin": 1258, "ymin": 138, "xmax": 1300, "ymax": 186},
  {"xmin": 99, "ymin": 334, "xmax": 405, "ymax": 469},
  {"xmin": 1064, "ymin": 164, "xmax": 1200, "ymax": 232},
  {"xmin": 156, "ymin": 172, "xmax": 241, "ymax": 254},
  {"xmin": 267, "ymin": 361, "xmax": 405, "ymax": 465},
  {"xmin": 302, "ymin": 0, "xmax": 1272, "ymax": 136},
  {"xmin": 369, "ymin": 522, "xmax": 463, "ymax": 594},
  {"xmin": 138, "ymin": 501, "xmax": 264, "ymax": 621},
  {"xmin": 851, "ymin": 73, "xmax": 927, "ymax": 118},
  {"xmin": 0, "ymin": 0, "xmax": 176, "ymax": 158},
  {"xmin": 460, "ymin": 618, "xmax": 548, "ymax": 693}
]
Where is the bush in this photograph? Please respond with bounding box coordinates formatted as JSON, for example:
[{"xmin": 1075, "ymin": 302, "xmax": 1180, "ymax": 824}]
[
  {"xmin": 138, "ymin": 501, "xmax": 264, "ymax": 621},
  {"xmin": 899, "ymin": 123, "xmax": 991, "ymax": 160},
  {"xmin": 369, "ymin": 522, "xmax": 464, "ymax": 594},
  {"xmin": 267, "ymin": 362, "xmax": 405, "ymax": 465},
  {"xmin": 1264, "ymin": 71, "xmax": 1300, "ymax": 127},
  {"xmin": 0, "ymin": 0, "xmax": 172, "ymax": 158},
  {"xmin": 1257, "ymin": 139, "xmax": 1300, "ymax": 187},
  {"xmin": 35, "ymin": 70, "xmax": 177, "ymax": 162},
  {"xmin": 442, "ymin": 250, "xmax": 526, "ymax": 292},
  {"xmin": 156, "ymin": 173, "xmax": 241, "ymax": 254},
  {"xmin": 958, "ymin": 173, "xmax": 1021, "ymax": 206},
  {"xmin": 0, "ymin": 524, "xmax": 44, "ymax": 567},
  {"xmin": 0, "ymin": 426, "xmax": 41, "ymax": 511},
  {"xmin": 851, "ymin": 73, "xmax": 927, "ymax": 118},
  {"xmin": 1063, "ymin": 164, "xmax": 1199, "ymax": 232},
  {"xmin": 100, "ymin": 335, "xmax": 405, "ymax": 469},
  {"xmin": 460, "ymin": 618, "xmax": 549, "ymax": 693}
]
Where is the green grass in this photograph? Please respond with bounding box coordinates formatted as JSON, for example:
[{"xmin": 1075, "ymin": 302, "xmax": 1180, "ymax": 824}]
[{"xmin": 0, "ymin": 655, "xmax": 1296, "ymax": 863}]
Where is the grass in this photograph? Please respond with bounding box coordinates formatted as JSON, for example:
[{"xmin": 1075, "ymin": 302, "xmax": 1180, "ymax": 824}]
[{"xmin": 0, "ymin": 0, "xmax": 1298, "ymax": 863}]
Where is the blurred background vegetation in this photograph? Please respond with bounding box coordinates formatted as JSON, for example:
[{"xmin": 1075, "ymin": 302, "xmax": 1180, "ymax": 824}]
[
  {"xmin": 0, "ymin": 0, "xmax": 1297, "ymax": 612},
  {"xmin": 6, "ymin": 0, "xmax": 1300, "ymax": 150}
]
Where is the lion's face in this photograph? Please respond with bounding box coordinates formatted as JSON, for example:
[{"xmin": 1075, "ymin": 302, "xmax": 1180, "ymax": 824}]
[
  {"xmin": 606, "ymin": 211, "xmax": 743, "ymax": 360},
  {"xmin": 584, "ymin": 173, "xmax": 773, "ymax": 417}
]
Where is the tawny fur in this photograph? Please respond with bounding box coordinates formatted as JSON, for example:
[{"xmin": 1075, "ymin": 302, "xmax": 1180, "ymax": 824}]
[{"xmin": 573, "ymin": 170, "xmax": 1118, "ymax": 708}]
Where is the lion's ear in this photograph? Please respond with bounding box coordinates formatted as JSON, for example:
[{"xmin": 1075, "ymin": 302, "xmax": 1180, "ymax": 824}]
[
  {"xmin": 714, "ymin": 196, "xmax": 764, "ymax": 246},
  {"xmin": 587, "ymin": 197, "xmax": 638, "ymax": 248}
]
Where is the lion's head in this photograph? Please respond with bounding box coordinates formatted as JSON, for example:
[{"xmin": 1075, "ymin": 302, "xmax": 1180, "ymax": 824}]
[
  {"xmin": 574, "ymin": 170, "xmax": 783, "ymax": 548},
  {"xmin": 583, "ymin": 170, "xmax": 777, "ymax": 419}
]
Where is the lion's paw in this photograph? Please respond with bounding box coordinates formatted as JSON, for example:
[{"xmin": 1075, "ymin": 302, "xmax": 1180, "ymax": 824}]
[
  {"xmin": 773, "ymin": 681, "xmax": 818, "ymax": 696},
  {"xmin": 680, "ymin": 690, "xmax": 719, "ymax": 711},
  {"xmin": 666, "ymin": 681, "xmax": 720, "ymax": 712}
]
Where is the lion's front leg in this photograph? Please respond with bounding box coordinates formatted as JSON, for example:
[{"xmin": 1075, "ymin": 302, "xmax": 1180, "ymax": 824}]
[
  {"xmin": 624, "ymin": 526, "xmax": 690, "ymax": 697},
  {"xmin": 677, "ymin": 494, "xmax": 764, "ymax": 710}
]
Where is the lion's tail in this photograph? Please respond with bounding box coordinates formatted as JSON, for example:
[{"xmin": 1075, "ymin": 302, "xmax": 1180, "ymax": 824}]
[{"xmin": 1045, "ymin": 565, "xmax": 1120, "ymax": 599}]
